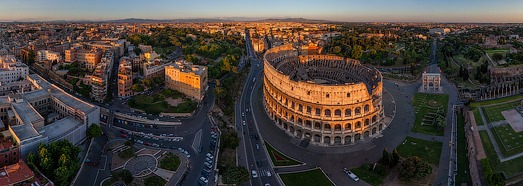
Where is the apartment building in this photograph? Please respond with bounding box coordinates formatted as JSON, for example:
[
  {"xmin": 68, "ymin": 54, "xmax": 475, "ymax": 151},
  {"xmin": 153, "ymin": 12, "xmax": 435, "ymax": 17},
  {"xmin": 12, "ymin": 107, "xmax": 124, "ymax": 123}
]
[{"xmin": 165, "ymin": 60, "xmax": 208, "ymax": 101}]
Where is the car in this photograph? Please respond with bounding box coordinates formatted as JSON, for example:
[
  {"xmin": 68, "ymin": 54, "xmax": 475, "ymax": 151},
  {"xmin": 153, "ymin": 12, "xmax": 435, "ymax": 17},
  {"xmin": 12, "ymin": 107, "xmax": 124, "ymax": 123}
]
[
  {"xmin": 178, "ymin": 147, "xmax": 184, "ymax": 152},
  {"xmin": 201, "ymin": 171, "xmax": 210, "ymax": 177},
  {"xmin": 241, "ymin": 112, "xmax": 245, "ymax": 117},
  {"xmin": 267, "ymin": 171, "xmax": 271, "ymax": 177},
  {"xmin": 250, "ymin": 134, "xmax": 253, "ymax": 138},
  {"xmin": 342, "ymin": 168, "xmax": 349, "ymax": 174},
  {"xmin": 256, "ymin": 160, "xmax": 262, "ymax": 166},
  {"xmin": 246, "ymin": 108, "xmax": 249, "ymax": 113},
  {"xmin": 120, "ymin": 133, "xmax": 128, "ymax": 138},
  {"xmin": 184, "ymin": 151, "xmax": 191, "ymax": 158},
  {"xmin": 264, "ymin": 184, "xmax": 271, "ymax": 186},
  {"xmin": 205, "ymin": 157, "xmax": 213, "ymax": 163},
  {"xmin": 204, "ymin": 161, "xmax": 212, "ymax": 167},
  {"xmin": 206, "ymin": 153, "xmax": 213, "ymax": 158},
  {"xmin": 347, "ymin": 170, "xmax": 360, "ymax": 182},
  {"xmin": 256, "ymin": 144, "xmax": 260, "ymax": 150},
  {"xmin": 251, "ymin": 170, "xmax": 258, "ymax": 178},
  {"xmin": 144, "ymin": 142, "xmax": 152, "ymax": 146},
  {"xmin": 199, "ymin": 177, "xmax": 208, "ymax": 183}
]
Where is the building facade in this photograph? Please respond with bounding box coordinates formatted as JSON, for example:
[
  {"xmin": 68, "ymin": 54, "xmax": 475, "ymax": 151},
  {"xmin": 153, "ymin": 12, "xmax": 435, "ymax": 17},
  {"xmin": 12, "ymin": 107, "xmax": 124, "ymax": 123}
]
[
  {"xmin": 118, "ymin": 57, "xmax": 133, "ymax": 98},
  {"xmin": 36, "ymin": 50, "xmax": 62, "ymax": 63},
  {"xmin": 165, "ymin": 60, "xmax": 208, "ymax": 101},
  {"xmin": 263, "ymin": 45, "xmax": 385, "ymax": 146},
  {"xmin": 0, "ymin": 55, "xmax": 29, "ymax": 84}
]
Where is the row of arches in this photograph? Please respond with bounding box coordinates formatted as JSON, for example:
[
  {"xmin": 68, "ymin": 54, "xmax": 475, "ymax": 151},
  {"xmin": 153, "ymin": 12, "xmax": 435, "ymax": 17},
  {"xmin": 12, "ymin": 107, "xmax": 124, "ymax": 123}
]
[{"xmin": 264, "ymin": 77, "xmax": 379, "ymax": 118}]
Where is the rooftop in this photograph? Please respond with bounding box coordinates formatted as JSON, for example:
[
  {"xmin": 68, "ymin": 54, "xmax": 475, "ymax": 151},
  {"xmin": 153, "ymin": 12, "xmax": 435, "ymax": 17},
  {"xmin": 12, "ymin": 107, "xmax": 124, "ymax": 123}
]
[
  {"xmin": 11, "ymin": 101, "xmax": 44, "ymax": 128},
  {"xmin": 0, "ymin": 160, "xmax": 35, "ymax": 186},
  {"xmin": 39, "ymin": 116, "xmax": 83, "ymax": 142}
]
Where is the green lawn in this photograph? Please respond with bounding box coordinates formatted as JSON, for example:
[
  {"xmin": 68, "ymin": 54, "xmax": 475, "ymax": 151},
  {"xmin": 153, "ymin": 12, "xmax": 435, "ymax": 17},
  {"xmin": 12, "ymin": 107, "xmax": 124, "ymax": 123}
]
[
  {"xmin": 485, "ymin": 49, "xmax": 509, "ymax": 57},
  {"xmin": 483, "ymin": 101, "xmax": 520, "ymax": 123},
  {"xmin": 264, "ymin": 141, "xmax": 301, "ymax": 167},
  {"xmin": 491, "ymin": 125, "xmax": 523, "ymax": 156},
  {"xmin": 479, "ymin": 131, "xmax": 523, "ymax": 177},
  {"xmin": 159, "ymin": 153, "xmax": 181, "ymax": 171},
  {"xmin": 456, "ymin": 114, "xmax": 471, "ymax": 185},
  {"xmin": 472, "ymin": 109, "xmax": 484, "ymax": 126},
  {"xmin": 351, "ymin": 164, "xmax": 386, "ymax": 186},
  {"xmin": 280, "ymin": 169, "xmax": 334, "ymax": 186},
  {"xmin": 412, "ymin": 93, "xmax": 449, "ymax": 136},
  {"xmin": 128, "ymin": 89, "xmax": 197, "ymax": 115},
  {"xmin": 396, "ymin": 137, "xmax": 442, "ymax": 165},
  {"xmin": 469, "ymin": 94, "xmax": 523, "ymax": 110}
]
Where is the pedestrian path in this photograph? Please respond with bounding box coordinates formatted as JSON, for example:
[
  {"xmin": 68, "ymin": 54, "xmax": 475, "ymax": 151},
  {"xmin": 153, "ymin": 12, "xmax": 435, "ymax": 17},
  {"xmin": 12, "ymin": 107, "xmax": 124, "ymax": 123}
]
[
  {"xmin": 257, "ymin": 168, "xmax": 272, "ymax": 177},
  {"xmin": 478, "ymin": 107, "xmax": 523, "ymax": 162}
]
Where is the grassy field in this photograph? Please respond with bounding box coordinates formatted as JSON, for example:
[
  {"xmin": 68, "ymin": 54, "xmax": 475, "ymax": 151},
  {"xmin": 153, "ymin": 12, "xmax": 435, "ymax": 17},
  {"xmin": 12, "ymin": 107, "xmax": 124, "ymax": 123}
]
[
  {"xmin": 396, "ymin": 137, "xmax": 442, "ymax": 165},
  {"xmin": 412, "ymin": 93, "xmax": 449, "ymax": 136},
  {"xmin": 479, "ymin": 131, "xmax": 523, "ymax": 177},
  {"xmin": 456, "ymin": 114, "xmax": 471, "ymax": 185},
  {"xmin": 469, "ymin": 94, "xmax": 523, "ymax": 110},
  {"xmin": 280, "ymin": 169, "xmax": 334, "ymax": 186},
  {"xmin": 492, "ymin": 125, "xmax": 523, "ymax": 156},
  {"xmin": 472, "ymin": 109, "xmax": 484, "ymax": 126},
  {"xmin": 482, "ymin": 101, "xmax": 520, "ymax": 123},
  {"xmin": 264, "ymin": 141, "xmax": 301, "ymax": 167},
  {"xmin": 128, "ymin": 89, "xmax": 197, "ymax": 115},
  {"xmin": 351, "ymin": 164, "xmax": 386, "ymax": 186},
  {"xmin": 485, "ymin": 49, "xmax": 509, "ymax": 57}
]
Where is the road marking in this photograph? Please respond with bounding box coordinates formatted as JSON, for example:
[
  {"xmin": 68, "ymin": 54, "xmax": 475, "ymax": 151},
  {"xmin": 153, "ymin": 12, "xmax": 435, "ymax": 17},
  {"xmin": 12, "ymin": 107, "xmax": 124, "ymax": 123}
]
[{"xmin": 191, "ymin": 129, "xmax": 202, "ymax": 153}]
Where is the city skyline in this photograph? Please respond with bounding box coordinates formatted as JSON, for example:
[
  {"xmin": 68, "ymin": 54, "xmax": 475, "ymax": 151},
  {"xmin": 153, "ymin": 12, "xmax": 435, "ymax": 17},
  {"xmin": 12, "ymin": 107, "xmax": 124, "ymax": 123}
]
[{"xmin": 1, "ymin": 0, "xmax": 523, "ymax": 23}]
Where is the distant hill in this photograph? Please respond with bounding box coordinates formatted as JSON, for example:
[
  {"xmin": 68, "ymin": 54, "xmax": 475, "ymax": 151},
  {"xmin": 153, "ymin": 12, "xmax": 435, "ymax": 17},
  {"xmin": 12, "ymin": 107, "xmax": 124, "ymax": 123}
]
[
  {"xmin": 258, "ymin": 18, "xmax": 328, "ymax": 23},
  {"xmin": 106, "ymin": 18, "xmax": 235, "ymax": 23}
]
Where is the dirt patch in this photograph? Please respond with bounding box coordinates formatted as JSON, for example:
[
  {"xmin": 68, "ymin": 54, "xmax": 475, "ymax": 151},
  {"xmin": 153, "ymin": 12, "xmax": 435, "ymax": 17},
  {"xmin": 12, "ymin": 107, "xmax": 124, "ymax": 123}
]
[{"xmin": 166, "ymin": 97, "xmax": 183, "ymax": 107}]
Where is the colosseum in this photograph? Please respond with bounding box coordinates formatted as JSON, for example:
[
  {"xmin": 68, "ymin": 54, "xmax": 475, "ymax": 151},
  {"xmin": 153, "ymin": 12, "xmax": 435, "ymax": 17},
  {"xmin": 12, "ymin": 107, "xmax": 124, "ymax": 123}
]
[{"xmin": 262, "ymin": 44, "xmax": 385, "ymax": 146}]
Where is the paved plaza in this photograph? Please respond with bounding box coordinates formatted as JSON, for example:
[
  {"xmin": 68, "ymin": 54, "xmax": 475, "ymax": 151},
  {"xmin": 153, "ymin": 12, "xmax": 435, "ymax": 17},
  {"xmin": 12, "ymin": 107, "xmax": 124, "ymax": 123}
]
[
  {"xmin": 502, "ymin": 109, "xmax": 523, "ymax": 132},
  {"xmin": 124, "ymin": 155, "xmax": 157, "ymax": 177}
]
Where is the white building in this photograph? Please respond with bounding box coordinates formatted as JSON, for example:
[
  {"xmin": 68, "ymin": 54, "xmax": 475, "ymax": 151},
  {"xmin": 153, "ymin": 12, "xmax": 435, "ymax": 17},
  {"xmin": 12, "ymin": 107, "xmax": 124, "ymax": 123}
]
[
  {"xmin": 36, "ymin": 50, "xmax": 62, "ymax": 63},
  {"xmin": 0, "ymin": 55, "xmax": 29, "ymax": 84},
  {"xmin": 5, "ymin": 74, "xmax": 100, "ymax": 155}
]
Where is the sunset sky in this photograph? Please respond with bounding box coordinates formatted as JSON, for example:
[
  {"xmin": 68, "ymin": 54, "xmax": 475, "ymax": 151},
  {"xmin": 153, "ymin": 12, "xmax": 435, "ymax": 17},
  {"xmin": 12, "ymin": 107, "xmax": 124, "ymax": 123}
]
[{"xmin": 1, "ymin": 0, "xmax": 522, "ymax": 22}]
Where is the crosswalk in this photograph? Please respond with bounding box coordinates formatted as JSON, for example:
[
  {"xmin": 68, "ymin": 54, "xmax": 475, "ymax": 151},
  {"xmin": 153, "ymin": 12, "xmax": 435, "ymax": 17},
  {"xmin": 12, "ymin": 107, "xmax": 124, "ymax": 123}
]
[{"xmin": 257, "ymin": 168, "xmax": 272, "ymax": 177}]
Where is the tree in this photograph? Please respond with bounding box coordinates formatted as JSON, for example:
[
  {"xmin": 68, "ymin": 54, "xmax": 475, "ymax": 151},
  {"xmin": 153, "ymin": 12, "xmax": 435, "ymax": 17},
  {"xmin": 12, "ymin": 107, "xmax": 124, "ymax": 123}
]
[
  {"xmin": 392, "ymin": 149, "xmax": 400, "ymax": 166},
  {"xmin": 131, "ymin": 84, "xmax": 144, "ymax": 92},
  {"xmin": 399, "ymin": 156, "xmax": 432, "ymax": 181},
  {"xmin": 492, "ymin": 53, "xmax": 504, "ymax": 61},
  {"xmin": 87, "ymin": 124, "xmax": 102, "ymax": 138},
  {"xmin": 333, "ymin": 46, "xmax": 342, "ymax": 54},
  {"xmin": 380, "ymin": 148, "xmax": 390, "ymax": 166},
  {"xmin": 351, "ymin": 45, "xmax": 363, "ymax": 59},
  {"xmin": 144, "ymin": 176, "xmax": 166, "ymax": 186},
  {"xmin": 213, "ymin": 86, "xmax": 227, "ymax": 99},
  {"xmin": 222, "ymin": 166, "xmax": 249, "ymax": 185},
  {"xmin": 221, "ymin": 131, "xmax": 240, "ymax": 149}
]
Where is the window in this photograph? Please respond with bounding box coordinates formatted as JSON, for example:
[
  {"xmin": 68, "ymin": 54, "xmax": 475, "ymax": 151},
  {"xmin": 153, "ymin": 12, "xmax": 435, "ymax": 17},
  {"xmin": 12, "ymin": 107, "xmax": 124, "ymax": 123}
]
[{"xmin": 326, "ymin": 93, "xmax": 330, "ymax": 98}]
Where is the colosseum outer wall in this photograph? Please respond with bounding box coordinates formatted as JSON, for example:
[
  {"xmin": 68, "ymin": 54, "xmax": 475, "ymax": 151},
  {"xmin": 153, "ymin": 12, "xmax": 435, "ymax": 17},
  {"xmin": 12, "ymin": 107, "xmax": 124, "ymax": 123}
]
[{"xmin": 262, "ymin": 45, "xmax": 386, "ymax": 146}]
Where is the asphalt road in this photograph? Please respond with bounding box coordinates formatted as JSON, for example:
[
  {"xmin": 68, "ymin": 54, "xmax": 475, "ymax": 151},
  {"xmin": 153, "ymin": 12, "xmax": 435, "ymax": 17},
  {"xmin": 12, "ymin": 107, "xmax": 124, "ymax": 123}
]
[{"xmin": 235, "ymin": 30, "xmax": 280, "ymax": 186}]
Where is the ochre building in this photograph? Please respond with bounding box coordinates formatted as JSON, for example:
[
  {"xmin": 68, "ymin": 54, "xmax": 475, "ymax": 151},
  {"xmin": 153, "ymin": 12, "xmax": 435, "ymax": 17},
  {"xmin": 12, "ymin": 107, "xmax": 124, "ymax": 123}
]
[{"xmin": 263, "ymin": 44, "xmax": 385, "ymax": 146}]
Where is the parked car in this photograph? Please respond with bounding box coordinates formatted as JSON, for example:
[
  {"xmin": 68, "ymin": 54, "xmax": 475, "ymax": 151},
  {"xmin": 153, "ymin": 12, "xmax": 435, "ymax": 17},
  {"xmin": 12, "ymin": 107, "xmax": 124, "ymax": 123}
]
[
  {"xmin": 347, "ymin": 170, "xmax": 360, "ymax": 182},
  {"xmin": 251, "ymin": 170, "xmax": 258, "ymax": 178}
]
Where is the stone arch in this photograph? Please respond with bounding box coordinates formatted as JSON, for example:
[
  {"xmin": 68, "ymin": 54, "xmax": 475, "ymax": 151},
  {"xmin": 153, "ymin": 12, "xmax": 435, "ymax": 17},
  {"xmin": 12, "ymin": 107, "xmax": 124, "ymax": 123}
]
[
  {"xmin": 324, "ymin": 136, "xmax": 331, "ymax": 144},
  {"xmin": 297, "ymin": 118, "xmax": 303, "ymax": 125},
  {"xmin": 364, "ymin": 119, "xmax": 370, "ymax": 126},
  {"xmin": 372, "ymin": 127, "xmax": 377, "ymax": 134},
  {"xmin": 306, "ymin": 120, "xmax": 312, "ymax": 128},
  {"xmin": 324, "ymin": 124, "xmax": 331, "ymax": 131},
  {"xmin": 283, "ymin": 123, "xmax": 288, "ymax": 130},
  {"xmin": 364, "ymin": 131, "xmax": 370, "ymax": 139},
  {"xmin": 290, "ymin": 115, "xmax": 295, "ymax": 122},
  {"xmin": 314, "ymin": 122, "xmax": 321, "ymax": 130},
  {"xmin": 372, "ymin": 115, "xmax": 377, "ymax": 123},
  {"xmin": 298, "ymin": 104, "xmax": 303, "ymax": 112},
  {"xmin": 313, "ymin": 134, "xmax": 321, "ymax": 142},
  {"xmin": 345, "ymin": 109, "xmax": 351, "ymax": 117},
  {"xmin": 289, "ymin": 126, "xmax": 295, "ymax": 133},
  {"xmin": 344, "ymin": 136, "xmax": 352, "ymax": 144},
  {"xmin": 354, "ymin": 133, "xmax": 361, "ymax": 141},
  {"xmin": 356, "ymin": 121, "xmax": 361, "ymax": 128},
  {"xmin": 364, "ymin": 104, "xmax": 370, "ymax": 113},
  {"xmin": 307, "ymin": 106, "xmax": 312, "ymax": 114},
  {"xmin": 334, "ymin": 136, "xmax": 342, "ymax": 144},
  {"xmin": 379, "ymin": 124, "xmax": 383, "ymax": 131},
  {"xmin": 304, "ymin": 132, "xmax": 311, "ymax": 139},
  {"xmin": 324, "ymin": 109, "xmax": 331, "ymax": 117},
  {"xmin": 334, "ymin": 109, "xmax": 342, "ymax": 117},
  {"xmin": 345, "ymin": 123, "xmax": 352, "ymax": 130},
  {"xmin": 334, "ymin": 124, "xmax": 342, "ymax": 131},
  {"xmin": 355, "ymin": 107, "xmax": 361, "ymax": 115},
  {"xmin": 296, "ymin": 130, "xmax": 303, "ymax": 138}
]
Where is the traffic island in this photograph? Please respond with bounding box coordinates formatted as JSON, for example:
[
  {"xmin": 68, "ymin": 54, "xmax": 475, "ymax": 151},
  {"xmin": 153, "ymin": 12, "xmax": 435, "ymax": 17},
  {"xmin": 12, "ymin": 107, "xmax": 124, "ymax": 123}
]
[{"xmin": 264, "ymin": 141, "xmax": 302, "ymax": 167}]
